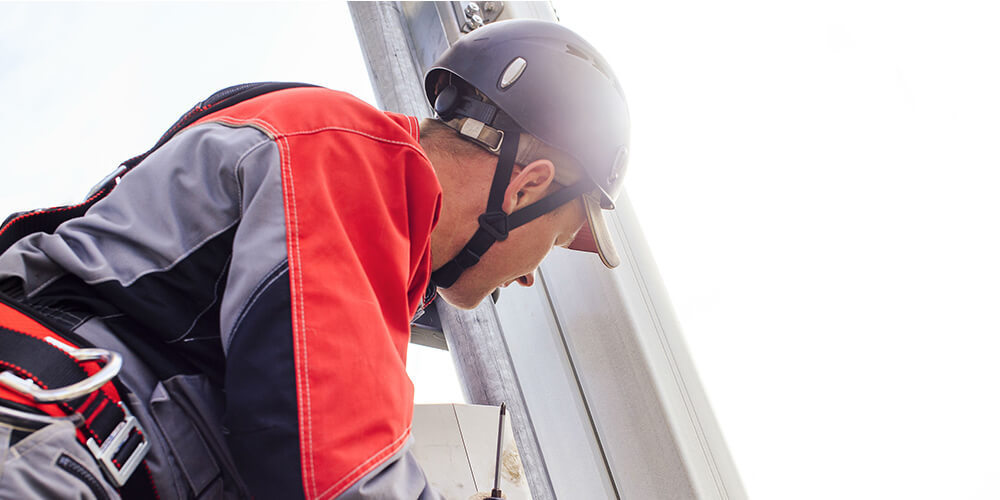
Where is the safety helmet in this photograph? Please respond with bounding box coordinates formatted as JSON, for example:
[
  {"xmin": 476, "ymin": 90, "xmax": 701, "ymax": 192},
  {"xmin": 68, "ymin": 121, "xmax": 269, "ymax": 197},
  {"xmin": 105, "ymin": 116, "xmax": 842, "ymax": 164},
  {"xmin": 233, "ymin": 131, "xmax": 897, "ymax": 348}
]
[{"xmin": 425, "ymin": 19, "xmax": 630, "ymax": 288}]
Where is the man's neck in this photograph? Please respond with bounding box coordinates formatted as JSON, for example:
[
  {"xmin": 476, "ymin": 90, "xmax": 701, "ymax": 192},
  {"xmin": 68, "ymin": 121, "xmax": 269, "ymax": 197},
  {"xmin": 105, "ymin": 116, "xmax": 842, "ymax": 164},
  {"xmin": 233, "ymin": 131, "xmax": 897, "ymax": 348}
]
[{"xmin": 423, "ymin": 146, "xmax": 491, "ymax": 272}]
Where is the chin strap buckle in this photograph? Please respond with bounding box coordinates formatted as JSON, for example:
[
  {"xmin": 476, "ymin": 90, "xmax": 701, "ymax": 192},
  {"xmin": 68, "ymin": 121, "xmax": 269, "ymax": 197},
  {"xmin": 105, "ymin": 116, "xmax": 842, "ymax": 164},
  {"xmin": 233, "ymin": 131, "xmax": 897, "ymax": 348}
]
[{"xmin": 478, "ymin": 211, "xmax": 509, "ymax": 241}]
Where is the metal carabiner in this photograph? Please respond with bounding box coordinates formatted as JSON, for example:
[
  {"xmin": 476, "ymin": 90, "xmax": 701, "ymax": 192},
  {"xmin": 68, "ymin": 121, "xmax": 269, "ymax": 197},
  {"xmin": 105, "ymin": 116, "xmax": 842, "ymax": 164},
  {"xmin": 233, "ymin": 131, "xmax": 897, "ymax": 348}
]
[{"xmin": 0, "ymin": 337, "xmax": 123, "ymax": 404}]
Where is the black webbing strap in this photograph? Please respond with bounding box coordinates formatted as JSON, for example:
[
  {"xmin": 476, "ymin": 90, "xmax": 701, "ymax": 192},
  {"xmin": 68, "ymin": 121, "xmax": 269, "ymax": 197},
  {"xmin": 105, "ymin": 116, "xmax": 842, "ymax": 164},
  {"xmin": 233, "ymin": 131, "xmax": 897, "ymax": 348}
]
[
  {"xmin": 0, "ymin": 328, "xmax": 92, "ymax": 409},
  {"xmin": 0, "ymin": 82, "xmax": 317, "ymax": 256},
  {"xmin": 452, "ymin": 95, "xmax": 498, "ymax": 124},
  {"xmin": 0, "ymin": 188, "xmax": 114, "ymax": 259},
  {"xmin": 120, "ymin": 82, "xmax": 318, "ymax": 171},
  {"xmin": 431, "ymin": 124, "xmax": 521, "ymax": 288},
  {"xmin": 507, "ymin": 180, "xmax": 592, "ymax": 228},
  {"xmin": 484, "ymin": 123, "xmax": 521, "ymax": 228}
]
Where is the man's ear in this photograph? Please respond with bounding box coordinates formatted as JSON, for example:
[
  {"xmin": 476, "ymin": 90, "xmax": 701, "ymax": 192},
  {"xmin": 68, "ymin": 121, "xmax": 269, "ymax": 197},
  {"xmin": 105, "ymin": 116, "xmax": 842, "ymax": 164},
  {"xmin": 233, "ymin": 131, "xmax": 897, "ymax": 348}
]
[{"xmin": 502, "ymin": 159, "xmax": 556, "ymax": 213}]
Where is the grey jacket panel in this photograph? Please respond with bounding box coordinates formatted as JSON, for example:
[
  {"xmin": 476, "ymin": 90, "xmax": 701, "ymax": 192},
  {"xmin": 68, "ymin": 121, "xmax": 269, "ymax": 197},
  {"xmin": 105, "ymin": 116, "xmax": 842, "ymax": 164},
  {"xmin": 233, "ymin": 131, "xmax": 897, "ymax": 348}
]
[
  {"xmin": 0, "ymin": 118, "xmax": 290, "ymax": 355},
  {"xmin": 341, "ymin": 437, "xmax": 442, "ymax": 500},
  {"xmin": 218, "ymin": 133, "xmax": 289, "ymax": 353},
  {"xmin": 0, "ymin": 123, "xmax": 269, "ymax": 297},
  {"xmin": 0, "ymin": 421, "xmax": 121, "ymax": 500}
]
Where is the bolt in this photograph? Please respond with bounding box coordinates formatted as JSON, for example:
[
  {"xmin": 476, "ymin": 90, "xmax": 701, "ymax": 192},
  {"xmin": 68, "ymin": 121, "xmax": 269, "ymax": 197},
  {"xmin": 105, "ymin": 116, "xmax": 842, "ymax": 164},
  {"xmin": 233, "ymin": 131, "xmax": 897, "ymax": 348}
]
[{"xmin": 465, "ymin": 3, "xmax": 481, "ymax": 17}]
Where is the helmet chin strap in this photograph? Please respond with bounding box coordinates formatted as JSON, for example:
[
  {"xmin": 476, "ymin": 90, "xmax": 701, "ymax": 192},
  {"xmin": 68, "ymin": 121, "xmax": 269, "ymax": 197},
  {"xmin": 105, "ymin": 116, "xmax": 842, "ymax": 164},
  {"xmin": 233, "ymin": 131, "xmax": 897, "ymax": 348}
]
[{"xmin": 431, "ymin": 122, "xmax": 591, "ymax": 289}]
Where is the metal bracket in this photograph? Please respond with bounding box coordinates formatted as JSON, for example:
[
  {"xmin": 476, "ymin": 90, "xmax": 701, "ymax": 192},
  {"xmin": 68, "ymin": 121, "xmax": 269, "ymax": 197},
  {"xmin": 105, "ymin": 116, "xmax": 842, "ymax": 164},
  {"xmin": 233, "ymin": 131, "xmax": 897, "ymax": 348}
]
[
  {"xmin": 86, "ymin": 402, "xmax": 149, "ymax": 487},
  {"xmin": 411, "ymin": 301, "xmax": 448, "ymax": 350},
  {"xmin": 461, "ymin": 2, "xmax": 505, "ymax": 32}
]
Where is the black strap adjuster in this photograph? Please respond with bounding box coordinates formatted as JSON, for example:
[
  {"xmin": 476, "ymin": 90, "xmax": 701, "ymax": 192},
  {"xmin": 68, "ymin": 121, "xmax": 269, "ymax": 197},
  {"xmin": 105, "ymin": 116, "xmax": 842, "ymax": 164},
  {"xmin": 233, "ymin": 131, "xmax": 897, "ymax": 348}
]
[{"xmin": 478, "ymin": 211, "xmax": 509, "ymax": 241}]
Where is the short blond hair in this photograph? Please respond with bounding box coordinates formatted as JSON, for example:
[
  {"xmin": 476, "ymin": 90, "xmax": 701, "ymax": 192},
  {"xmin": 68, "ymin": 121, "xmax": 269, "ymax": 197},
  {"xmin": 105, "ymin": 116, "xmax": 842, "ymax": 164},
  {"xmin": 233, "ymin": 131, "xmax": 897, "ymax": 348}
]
[{"xmin": 419, "ymin": 118, "xmax": 492, "ymax": 164}]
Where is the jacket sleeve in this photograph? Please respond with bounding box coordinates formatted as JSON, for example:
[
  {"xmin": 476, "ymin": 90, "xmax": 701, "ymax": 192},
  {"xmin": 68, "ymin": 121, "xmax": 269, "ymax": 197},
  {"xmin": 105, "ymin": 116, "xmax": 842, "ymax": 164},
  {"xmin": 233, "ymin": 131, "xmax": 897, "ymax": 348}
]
[{"xmin": 215, "ymin": 119, "xmax": 441, "ymax": 499}]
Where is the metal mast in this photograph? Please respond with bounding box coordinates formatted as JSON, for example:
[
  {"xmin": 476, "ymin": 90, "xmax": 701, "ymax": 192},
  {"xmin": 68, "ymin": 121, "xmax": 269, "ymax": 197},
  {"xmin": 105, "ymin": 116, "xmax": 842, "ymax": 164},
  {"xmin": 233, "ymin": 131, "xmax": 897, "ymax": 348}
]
[{"xmin": 350, "ymin": 3, "xmax": 746, "ymax": 499}]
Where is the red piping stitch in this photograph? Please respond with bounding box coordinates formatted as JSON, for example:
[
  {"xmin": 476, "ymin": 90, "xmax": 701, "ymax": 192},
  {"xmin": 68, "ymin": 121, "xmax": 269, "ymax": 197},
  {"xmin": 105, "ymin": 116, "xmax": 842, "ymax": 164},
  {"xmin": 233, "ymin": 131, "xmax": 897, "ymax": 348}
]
[
  {"xmin": 318, "ymin": 427, "xmax": 412, "ymax": 499},
  {"xmin": 120, "ymin": 100, "xmax": 222, "ymax": 166},
  {"xmin": 0, "ymin": 358, "xmax": 98, "ymax": 438},
  {"xmin": 200, "ymin": 117, "xmax": 279, "ymax": 138},
  {"xmin": 0, "ymin": 359, "xmax": 48, "ymax": 390},
  {"xmin": 0, "ymin": 91, "xmax": 233, "ymax": 237},
  {"xmin": 0, "ymin": 328, "xmax": 98, "ymax": 377},
  {"xmin": 280, "ymin": 135, "xmax": 318, "ymax": 497},
  {"xmin": 278, "ymin": 126, "xmax": 430, "ymax": 163},
  {"xmin": 0, "ymin": 187, "xmax": 110, "ymax": 235},
  {"xmin": 144, "ymin": 463, "xmax": 161, "ymax": 499},
  {"xmin": 84, "ymin": 398, "xmax": 109, "ymax": 427},
  {"xmin": 75, "ymin": 391, "xmax": 100, "ymax": 415}
]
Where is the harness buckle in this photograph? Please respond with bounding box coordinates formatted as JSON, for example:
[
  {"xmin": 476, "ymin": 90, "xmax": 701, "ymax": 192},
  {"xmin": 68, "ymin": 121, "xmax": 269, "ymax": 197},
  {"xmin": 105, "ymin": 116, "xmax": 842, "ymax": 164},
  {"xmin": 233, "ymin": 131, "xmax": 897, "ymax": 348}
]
[
  {"xmin": 86, "ymin": 402, "xmax": 149, "ymax": 487},
  {"xmin": 0, "ymin": 336, "xmax": 148, "ymax": 485},
  {"xmin": 0, "ymin": 338, "xmax": 123, "ymax": 403}
]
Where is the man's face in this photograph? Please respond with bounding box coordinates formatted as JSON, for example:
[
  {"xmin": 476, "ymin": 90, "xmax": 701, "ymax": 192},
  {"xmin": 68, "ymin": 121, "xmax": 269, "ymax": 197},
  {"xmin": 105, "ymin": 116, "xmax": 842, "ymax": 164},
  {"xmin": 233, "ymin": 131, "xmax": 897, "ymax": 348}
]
[{"xmin": 436, "ymin": 198, "xmax": 586, "ymax": 309}]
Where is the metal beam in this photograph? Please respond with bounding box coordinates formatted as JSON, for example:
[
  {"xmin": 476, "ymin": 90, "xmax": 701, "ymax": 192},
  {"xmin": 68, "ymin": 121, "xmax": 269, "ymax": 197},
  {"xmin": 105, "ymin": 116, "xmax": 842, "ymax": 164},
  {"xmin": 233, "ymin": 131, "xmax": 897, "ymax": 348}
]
[
  {"xmin": 351, "ymin": 2, "xmax": 746, "ymax": 499},
  {"xmin": 435, "ymin": 301, "xmax": 556, "ymax": 499},
  {"xmin": 348, "ymin": 1, "xmax": 433, "ymax": 117},
  {"xmin": 349, "ymin": 2, "xmax": 557, "ymax": 499}
]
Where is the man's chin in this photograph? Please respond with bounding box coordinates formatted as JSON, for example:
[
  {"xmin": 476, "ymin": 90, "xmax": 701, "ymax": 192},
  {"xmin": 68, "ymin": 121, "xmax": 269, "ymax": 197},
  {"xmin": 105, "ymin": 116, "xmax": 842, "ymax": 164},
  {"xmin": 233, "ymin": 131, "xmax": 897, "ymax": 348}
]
[{"xmin": 436, "ymin": 287, "xmax": 490, "ymax": 310}]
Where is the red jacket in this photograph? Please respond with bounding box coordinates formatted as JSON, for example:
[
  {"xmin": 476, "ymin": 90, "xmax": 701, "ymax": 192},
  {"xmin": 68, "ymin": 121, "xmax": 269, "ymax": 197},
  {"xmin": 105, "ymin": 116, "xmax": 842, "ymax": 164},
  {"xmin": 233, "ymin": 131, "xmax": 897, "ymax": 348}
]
[{"xmin": 0, "ymin": 87, "xmax": 443, "ymax": 498}]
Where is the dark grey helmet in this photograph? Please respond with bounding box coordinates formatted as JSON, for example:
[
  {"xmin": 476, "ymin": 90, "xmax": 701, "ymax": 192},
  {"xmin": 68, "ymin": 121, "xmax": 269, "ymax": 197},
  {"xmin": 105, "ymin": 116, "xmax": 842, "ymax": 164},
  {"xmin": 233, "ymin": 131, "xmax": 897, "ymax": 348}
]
[
  {"xmin": 425, "ymin": 19, "xmax": 630, "ymax": 288},
  {"xmin": 424, "ymin": 19, "xmax": 630, "ymax": 210}
]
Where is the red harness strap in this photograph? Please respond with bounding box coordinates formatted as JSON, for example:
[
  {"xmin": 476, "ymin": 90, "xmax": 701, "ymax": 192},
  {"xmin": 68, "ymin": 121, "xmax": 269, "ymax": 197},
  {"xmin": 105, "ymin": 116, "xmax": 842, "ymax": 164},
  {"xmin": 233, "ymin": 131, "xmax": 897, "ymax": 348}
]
[{"xmin": 0, "ymin": 296, "xmax": 156, "ymax": 496}]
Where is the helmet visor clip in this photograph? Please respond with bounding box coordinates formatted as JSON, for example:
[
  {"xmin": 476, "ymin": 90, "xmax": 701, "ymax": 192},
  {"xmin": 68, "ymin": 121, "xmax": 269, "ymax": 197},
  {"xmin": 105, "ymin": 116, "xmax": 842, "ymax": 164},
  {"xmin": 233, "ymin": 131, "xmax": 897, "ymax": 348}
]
[{"xmin": 486, "ymin": 129, "xmax": 505, "ymax": 154}]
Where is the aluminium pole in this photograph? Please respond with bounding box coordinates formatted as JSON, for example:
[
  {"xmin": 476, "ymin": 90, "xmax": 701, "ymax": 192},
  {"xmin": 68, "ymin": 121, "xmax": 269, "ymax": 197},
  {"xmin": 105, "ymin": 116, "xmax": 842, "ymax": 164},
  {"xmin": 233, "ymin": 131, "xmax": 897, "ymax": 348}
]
[
  {"xmin": 416, "ymin": 3, "xmax": 747, "ymax": 499},
  {"xmin": 348, "ymin": 3, "xmax": 557, "ymax": 499},
  {"xmin": 348, "ymin": 2, "xmax": 432, "ymax": 117}
]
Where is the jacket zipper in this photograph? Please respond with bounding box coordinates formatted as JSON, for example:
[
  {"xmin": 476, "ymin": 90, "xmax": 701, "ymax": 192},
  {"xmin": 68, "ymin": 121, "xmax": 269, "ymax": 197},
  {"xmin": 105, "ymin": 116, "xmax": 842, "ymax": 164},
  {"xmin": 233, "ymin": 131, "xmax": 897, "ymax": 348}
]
[{"xmin": 56, "ymin": 453, "xmax": 112, "ymax": 500}]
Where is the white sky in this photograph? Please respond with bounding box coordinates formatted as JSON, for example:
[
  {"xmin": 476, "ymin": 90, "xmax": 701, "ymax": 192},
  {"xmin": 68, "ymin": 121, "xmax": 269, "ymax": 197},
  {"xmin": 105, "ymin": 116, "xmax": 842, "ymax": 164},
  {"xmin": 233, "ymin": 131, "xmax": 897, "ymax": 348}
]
[{"xmin": 2, "ymin": 2, "xmax": 999, "ymax": 499}]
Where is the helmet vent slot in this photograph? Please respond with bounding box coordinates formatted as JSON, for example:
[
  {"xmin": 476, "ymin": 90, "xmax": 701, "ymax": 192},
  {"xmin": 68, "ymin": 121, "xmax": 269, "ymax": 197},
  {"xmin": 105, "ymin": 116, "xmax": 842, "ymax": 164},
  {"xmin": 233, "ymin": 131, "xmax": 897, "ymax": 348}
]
[
  {"xmin": 565, "ymin": 44, "xmax": 591, "ymax": 61},
  {"xmin": 567, "ymin": 43, "xmax": 615, "ymax": 85},
  {"xmin": 591, "ymin": 61, "xmax": 611, "ymax": 80}
]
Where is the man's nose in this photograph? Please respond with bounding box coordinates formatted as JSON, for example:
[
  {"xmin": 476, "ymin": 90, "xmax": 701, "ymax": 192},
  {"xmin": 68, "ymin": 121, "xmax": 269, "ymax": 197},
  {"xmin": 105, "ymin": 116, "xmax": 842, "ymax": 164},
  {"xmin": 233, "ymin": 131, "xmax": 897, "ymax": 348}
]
[{"xmin": 517, "ymin": 272, "xmax": 535, "ymax": 287}]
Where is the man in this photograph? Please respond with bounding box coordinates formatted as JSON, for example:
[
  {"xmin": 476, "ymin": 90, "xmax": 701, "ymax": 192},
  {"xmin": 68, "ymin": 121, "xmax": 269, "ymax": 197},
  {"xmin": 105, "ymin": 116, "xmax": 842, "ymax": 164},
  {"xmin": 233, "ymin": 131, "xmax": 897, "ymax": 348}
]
[{"xmin": 0, "ymin": 19, "xmax": 628, "ymax": 499}]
